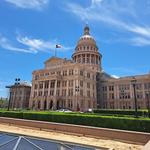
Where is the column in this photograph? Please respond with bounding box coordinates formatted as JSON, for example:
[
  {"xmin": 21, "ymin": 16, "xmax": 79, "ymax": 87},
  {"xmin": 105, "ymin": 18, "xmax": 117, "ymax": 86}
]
[
  {"xmin": 81, "ymin": 55, "xmax": 83, "ymax": 64},
  {"xmin": 48, "ymin": 80, "xmax": 51, "ymax": 96},
  {"xmin": 90, "ymin": 54, "xmax": 91, "ymax": 65},
  {"xmin": 46, "ymin": 80, "xmax": 50, "ymax": 110},
  {"xmin": 40, "ymin": 81, "xmax": 44, "ymax": 109},
  {"xmin": 142, "ymin": 83, "xmax": 146, "ymax": 108},
  {"xmin": 85, "ymin": 54, "xmax": 87, "ymax": 64},
  {"xmin": 53, "ymin": 80, "xmax": 57, "ymax": 109},
  {"xmin": 54, "ymin": 80, "xmax": 57, "ymax": 96},
  {"xmin": 66, "ymin": 80, "xmax": 69, "ymax": 108},
  {"xmin": 42, "ymin": 81, "xmax": 45, "ymax": 96},
  {"xmin": 29, "ymin": 83, "xmax": 34, "ymax": 109},
  {"xmin": 60, "ymin": 80, "xmax": 62, "ymax": 96}
]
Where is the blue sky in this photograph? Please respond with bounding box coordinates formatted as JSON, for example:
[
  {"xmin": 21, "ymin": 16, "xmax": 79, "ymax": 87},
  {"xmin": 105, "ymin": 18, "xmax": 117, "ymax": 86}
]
[{"xmin": 0, "ymin": 0, "xmax": 150, "ymax": 97}]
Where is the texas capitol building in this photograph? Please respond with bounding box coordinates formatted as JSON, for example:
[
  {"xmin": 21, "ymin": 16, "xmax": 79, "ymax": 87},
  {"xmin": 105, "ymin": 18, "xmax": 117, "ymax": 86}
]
[{"xmin": 29, "ymin": 26, "xmax": 150, "ymax": 111}]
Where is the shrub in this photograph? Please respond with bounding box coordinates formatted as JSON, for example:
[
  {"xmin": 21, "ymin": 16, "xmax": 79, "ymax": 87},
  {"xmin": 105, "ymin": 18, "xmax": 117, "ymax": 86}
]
[
  {"xmin": 0, "ymin": 110, "xmax": 150, "ymax": 132},
  {"xmin": 93, "ymin": 109, "xmax": 147, "ymax": 116}
]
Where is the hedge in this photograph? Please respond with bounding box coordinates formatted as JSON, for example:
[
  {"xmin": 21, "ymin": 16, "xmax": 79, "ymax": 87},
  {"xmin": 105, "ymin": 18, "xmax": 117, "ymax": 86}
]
[
  {"xmin": 93, "ymin": 109, "xmax": 148, "ymax": 116},
  {"xmin": 0, "ymin": 111, "xmax": 150, "ymax": 132}
]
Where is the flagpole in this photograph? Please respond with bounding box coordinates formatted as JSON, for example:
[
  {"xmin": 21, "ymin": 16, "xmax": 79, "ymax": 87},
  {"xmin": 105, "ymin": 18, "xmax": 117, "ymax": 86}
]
[
  {"xmin": 55, "ymin": 44, "xmax": 61, "ymax": 57},
  {"xmin": 55, "ymin": 47, "xmax": 56, "ymax": 57}
]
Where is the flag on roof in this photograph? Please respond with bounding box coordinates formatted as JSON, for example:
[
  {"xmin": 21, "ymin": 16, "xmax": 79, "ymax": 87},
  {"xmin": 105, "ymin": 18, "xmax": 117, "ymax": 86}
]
[{"xmin": 56, "ymin": 44, "xmax": 61, "ymax": 48}]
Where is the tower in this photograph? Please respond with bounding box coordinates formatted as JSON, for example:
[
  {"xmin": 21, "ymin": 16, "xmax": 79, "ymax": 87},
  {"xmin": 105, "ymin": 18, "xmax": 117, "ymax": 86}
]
[{"xmin": 72, "ymin": 25, "xmax": 102, "ymax": 71}]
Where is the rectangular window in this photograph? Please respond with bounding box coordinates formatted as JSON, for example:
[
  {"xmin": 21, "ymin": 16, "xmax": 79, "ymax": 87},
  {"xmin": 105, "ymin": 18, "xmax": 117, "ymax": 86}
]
[
  {"xmin": 62, "ymin": 89, "xmax": 66, "ymax": 96},
  {"xmin": 44, "ymin": 91, "xmax": 48, "ymax": 96},
  {"xmin": 69, "ymin": 70, "xmax": 73, "ymax": 75},
  {"xmin": 62, "ymin": 81, "xmax": 67, "ymax": 87},
  {"xmin": 87, "ymin": 83, "xmax": 90, "ymax": 88},
  {"xmin": 45, "ymin": 81, "xmax": 49, "ymax": 89},
  {"xmin": 87, "ymin": 91, "xmax": 90, "ymax": 97},
  {"xmin": 63, "ymin": 70, "xmax": 67, "ymax": 76},
  {"xmin": 57, "ymin": 71, "xmax": 61, "ymax": 75},
  {"xmin": 109, "ymin": 86, "xmax": 114, "ymax": 91},
  {"xmin": 87, "ymin": 73, "xmax": 90, "ymax": 78},
  {"xmin": 38, "ymin": 91, "xmax": 42, "ymax": 96},
  {"xmin": 35, "ymin": 75, "xmax": 39, "ymax": 80},
  {"xmin": 69, "ymin": 80, "xmax": 73, "ymax": 87},
  {"xmin": 57, "ymin": 81, "xmax": 60, "ymax": 88},
  {"xmin": 34, "ymin": 92, "xmax": 37, "ymax": 97},
  {"xmin": 34, "ymin": 84, "xmax": 38, "ymax": 89},
  {"xmin": 56, "ymin": 90, "xmax": 60, "ymax": 96},
  {"xmin": 80, "ymin": 70, "xmax": 83, "ymax": 76},
  {"xmin": 80, "ymin": 81, "xmax": 83, "ymax": 87},
  {"xmin": 80, "ymin": 89, "xmax": 83, "ymax": 96},
  {"xmin": 50, "ymin": 90, "xmax": 54, "ymax": 96},
  {"xmin": 39, "ymin": 83, "xmax": 43, "ymax": 89},
  {"xmin": 50, "ymin": 81, "xmax": 55, "ymax": 88}
]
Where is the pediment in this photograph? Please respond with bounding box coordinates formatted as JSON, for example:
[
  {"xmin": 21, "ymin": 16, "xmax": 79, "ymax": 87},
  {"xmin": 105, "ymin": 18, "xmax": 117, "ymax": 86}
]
[{"xmin": 45, "ymin": 57, "xmax": 63, "ymax": 64}]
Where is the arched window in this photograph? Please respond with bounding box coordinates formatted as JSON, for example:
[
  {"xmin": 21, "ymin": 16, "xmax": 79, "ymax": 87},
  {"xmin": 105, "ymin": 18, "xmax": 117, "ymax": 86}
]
[{"xmin": 87, "ymin": 46, "xmax": 89, "ymax": 50}]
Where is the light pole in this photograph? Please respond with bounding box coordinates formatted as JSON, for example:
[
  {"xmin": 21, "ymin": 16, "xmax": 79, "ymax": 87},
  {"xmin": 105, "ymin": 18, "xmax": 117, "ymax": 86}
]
[
  {"xmin": 131, "ymin": 77, "xmax": 138, "ymax": 118},
  {"xmin": 146, "ymin": 91, "xmax": 150, "ymax": 118},
  {"xmin": 75, "ymin": 86, "xmax": 79, "ymax": 111}
]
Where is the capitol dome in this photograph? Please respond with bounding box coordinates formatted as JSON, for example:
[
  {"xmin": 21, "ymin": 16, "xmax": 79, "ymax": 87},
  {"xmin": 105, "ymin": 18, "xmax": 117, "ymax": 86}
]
[{"xmin": 72, "ymin": 25, "xmax": 102, "ymax": 71}]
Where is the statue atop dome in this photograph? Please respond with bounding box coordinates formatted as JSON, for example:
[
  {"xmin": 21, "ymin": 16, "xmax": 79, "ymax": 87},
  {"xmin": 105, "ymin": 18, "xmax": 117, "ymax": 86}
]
[{"xmin": 84, "ymin": 25, "xmax": 90, "ymax": 35}]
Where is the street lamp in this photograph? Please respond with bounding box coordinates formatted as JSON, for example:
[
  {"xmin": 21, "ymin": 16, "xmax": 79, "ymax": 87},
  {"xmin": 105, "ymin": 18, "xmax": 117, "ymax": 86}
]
[
  {"xmin": 146, "ymin": 92, "xmax": 150, "ymax": 118},
  {"xmin": 75, "ymin": 86, "xmax": 79, "ymax": 111},
  {"xmin": 131, "ymin": 77, "xmax": 138, "ymax": 118}
]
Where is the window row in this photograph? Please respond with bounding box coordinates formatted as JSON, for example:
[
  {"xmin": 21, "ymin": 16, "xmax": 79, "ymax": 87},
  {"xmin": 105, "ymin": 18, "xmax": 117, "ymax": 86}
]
[
  {"xmin": 33, "ymin": 90, "xmax": 95, "ymax": 98},
  {"xmin": 34, "ymin": 69, "xmax": 74, "ymax": 80},
  {"xmin": 77, "ymin": 46, "xmax": 97, "ymax": 51}
]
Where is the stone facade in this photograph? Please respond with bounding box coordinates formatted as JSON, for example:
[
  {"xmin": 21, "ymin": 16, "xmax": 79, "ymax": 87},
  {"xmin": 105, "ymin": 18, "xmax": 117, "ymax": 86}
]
[
  {"xmin": 29, "ymin": 26, "xmax": 101, "ymax": 111},
  {"xmin": 29, "ymin": 57, "xmax": 97, "ymax": 111},
  {"xmin": 7, "ymin": 83, "xmax": 31, "ymax": 109},
  {"xmin": 97, "ymin": 73, "xmax": 150, "ymax": 109},
  {"xmin": 29, "ymin": 25, "xmax": 150, "ymax": 111}
]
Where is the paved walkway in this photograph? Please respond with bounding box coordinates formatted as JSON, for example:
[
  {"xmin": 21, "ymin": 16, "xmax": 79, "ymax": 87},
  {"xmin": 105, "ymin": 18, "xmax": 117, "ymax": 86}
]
[{"xmin": 0, "ymin": 123, "xmax": 143, "ymax": 150}]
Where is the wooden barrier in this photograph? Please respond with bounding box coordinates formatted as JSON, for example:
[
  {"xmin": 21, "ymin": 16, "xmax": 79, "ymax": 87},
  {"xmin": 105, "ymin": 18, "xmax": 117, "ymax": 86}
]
[{"xmin": 0, "ymin": 117, "xmax": 150, "ymax": 144}]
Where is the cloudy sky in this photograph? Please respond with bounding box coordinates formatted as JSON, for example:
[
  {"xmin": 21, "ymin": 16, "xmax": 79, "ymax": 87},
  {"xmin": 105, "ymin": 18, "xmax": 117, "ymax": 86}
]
[{"xmin": 0, "ymin": 0, "xmax": 150, "ymax": 97}]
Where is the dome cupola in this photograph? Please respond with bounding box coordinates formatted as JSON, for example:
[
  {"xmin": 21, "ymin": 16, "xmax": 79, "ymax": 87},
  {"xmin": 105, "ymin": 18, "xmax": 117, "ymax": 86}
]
[{"xmin": 72, "ymin": 25, "xmax": 102, "ymax": 71}]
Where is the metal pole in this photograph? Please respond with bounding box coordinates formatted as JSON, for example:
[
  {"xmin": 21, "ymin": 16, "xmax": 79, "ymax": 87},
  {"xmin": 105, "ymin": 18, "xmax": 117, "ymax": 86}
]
[
  {"xmin": 146, "ymin": 92, "xmax": 150, "ymax": 118},
  {"xmin": 75, "ymin": 86, "xmax": 77, "ymax": 111},
  {"xmin": 55, "ymin": 47, "xmax": 57, "ymax": 57},
  {"xmin": 133, "ymin": 83, "xmax": 138, "ymax": 117},
  {"xmin": 7, "ymin": 92, "xmax": 11, "ymax": 111}
]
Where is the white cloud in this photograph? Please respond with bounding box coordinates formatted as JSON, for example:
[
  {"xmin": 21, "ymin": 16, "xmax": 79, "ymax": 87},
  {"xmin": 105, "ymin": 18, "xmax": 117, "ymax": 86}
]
[
  {"xmin": 91, "ymin": 0, "xmax": 104, "ymax": 5},
  {"xmin": 17, "ymin": 36, "xmax": 72, "ymax": 52},
  {"xmin": 131, "ymin": 37, "xmax": 150, "ymax": 46},
  {"xmin": 66, "ymin": 0, "xmax": 150, "ymax": 46},
  {"xmin": 111, "ymin": 75, "xmax": 119, "ymax": 79},
  {"xmin": 17, "ymin": 36, "xmax": 52, "ymax": 52},
  {"xmin": 0, "ymin": 35, "xmax": 36, "ymax": 53},
  {"xmin": 5, "ymin": 0, "xmax": 49, "ymax": 10},
  {"xmin": 0, "ymin": 34, "xmax": 72, "ymax": 54}
]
